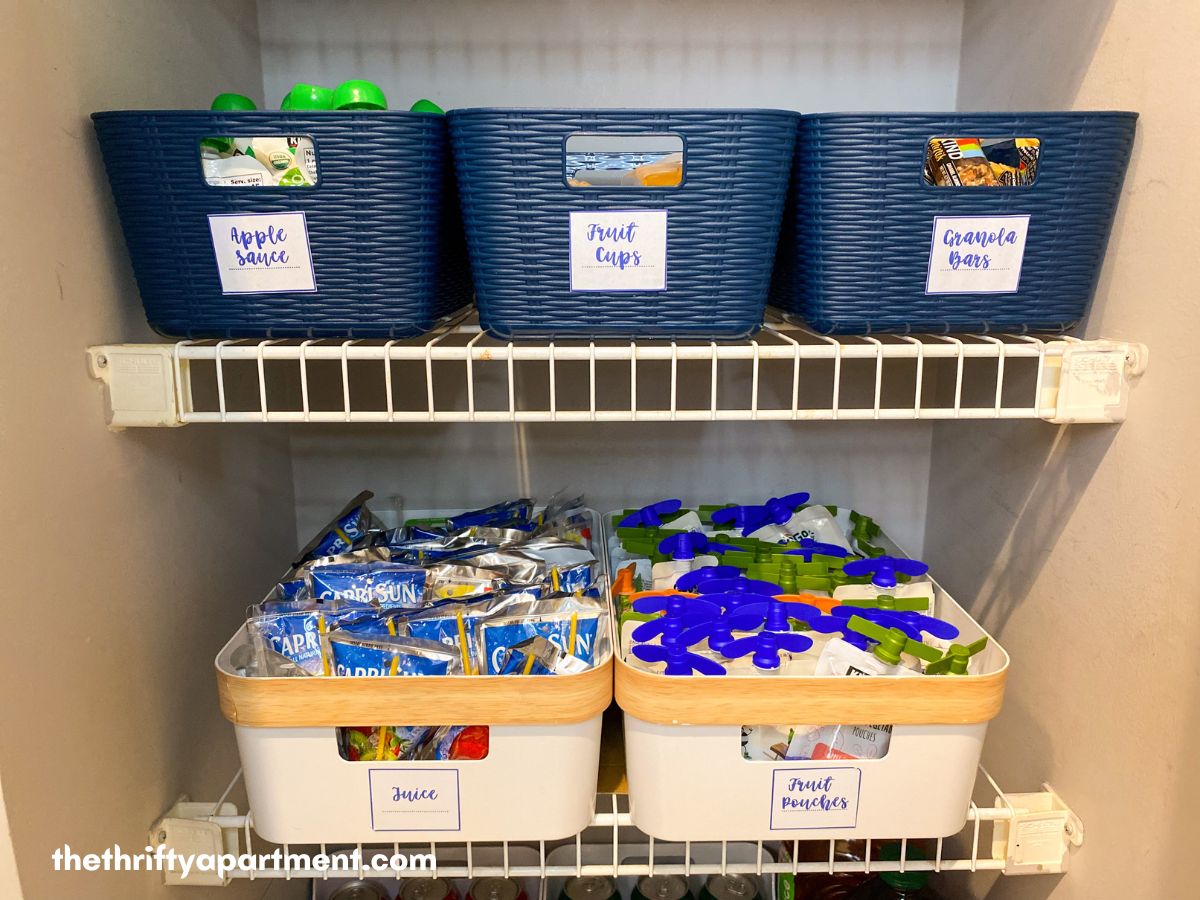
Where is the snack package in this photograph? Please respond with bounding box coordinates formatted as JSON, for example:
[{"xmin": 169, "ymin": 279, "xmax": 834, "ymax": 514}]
[
  {"xmin": 450, "ymin": 549, "xmax": 545, "ymax": 588},
  {"xmin": 402, "ymin": 591, "xmax": 536, "ymax": 671},
  {"xmin": 293, "ymin": 491, "xmax": 383, "ymax": 566},
  {"xmin": 925, "ymin": 137, "xmax": 997, "ymax": 187},
  {"xmin": 246, "ymin": 609, "xmax": 328, "ymax": 675},
  {"xmin": 416, "ymin": 725, "xmax": 490, "ymax": 760},
  {"xmin": 447, "ymin": 499, "xmax": 535, "ymax": 530},
  {"xmin": 327, "ymin": 633, "xmax": 463, "ymax": 677},
  {"xmin": 784, "ymin": 724, "xmax": 892, "ymax": 761},
  {"xmin": 342, "ymin": 725, "xmax": 434, "ymax": 761},
  {"xmin": 476, "ymin": 596, "xmax": 606, "ymax": 675},
  {"xmin": 520, "ymin": 538, "xmax": 597, "ymax": 593},
  {"xmin": 423, "ymin": 562, "xmax": 506, "ymax": 602},
  {"xmin": 308, "ymin": 561, "xmax": 428, "ymax": 609},
  {"xmin": 500, "ymin": 634, "xmax": 591, "ymax": 675}
]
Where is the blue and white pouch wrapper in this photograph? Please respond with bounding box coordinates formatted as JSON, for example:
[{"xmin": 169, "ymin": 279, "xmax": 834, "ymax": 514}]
[
  {"xmin": 501, "ymin": 635, "xmax": 591, "ymax": 676},
  {"xmin": 247, "ymin": 602, "xmax": 383, "ymax": 675},
  {"xmin": 422, "ymin": 562, "xmax": 507, "ymax": 602},
  {"xmin": 308, "ymin": 561, "xmax": 429, "ymax": 609},
  {"xmin": 401, "ymin": 591, "xmax": 539, "ymax": 666},
  {"xmin": 520, "ymin": 538, "xmax": 597, "ymax": 594},
  {"xmin": 453, "ymin": 549, "xmax": 545, "ymax": 588},
  {"xmin": 448, "ymin": 498, "xmax": 535, "ymax": 530},
  {"xmin": 327, "ymin": 633, "xmax": 463, "ymax": 677},
  {"xmin": 293, "ymin": 490, "xmax": 384, "ymax": 566},
  {"xmin": 478, "ymin": 595, "xmax": 607, "ymax": 675}
]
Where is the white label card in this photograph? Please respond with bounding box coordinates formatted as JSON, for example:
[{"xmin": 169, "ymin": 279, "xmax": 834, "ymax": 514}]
[
  {"xmin": 368, "ymin": 768, "xmax": 461, "ymax": 832},
  {"xmin": 925, "ymin": 214, "xmax": 1030, "ymax": 295},
  {"xmin": 569, "ymin": 210, "xmax": 667, "ymax": 291},
  {"xmin": 208, "ymin": 211, "xmax": 317, "ymax": 294},
  {"xmin": 770, "ymin": 767, "xmax": 861, "ymax": 830}
]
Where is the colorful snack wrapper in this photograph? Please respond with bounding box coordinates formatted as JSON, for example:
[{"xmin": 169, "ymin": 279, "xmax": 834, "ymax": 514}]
[
  {"xmin": 416, "ymin": 725, "xmax": 490, "ymax": 760},
  {"xmin": 448, "ymin": 499, "xmax": 535, "ymax": 530},
  {"xmin": 308, "ymin": 561, "xmax": 429, "ymax": 609},
  {"xmin": 501, "ymin": 634, "xmax": 591, "ymax": 675},
  {"xmin": 477, "ymin": 597, "xmax": 605, "ymax": 675},
  {"xmin": 327, "ymin": 633, "xmax": 463, "ymax": 677},
  {"xmin": 341, "ymin": 725, "xmax": 435, "ymax": 761},
  {"xmin": 925, "ymin": 137, "xmax": 997, "ymax": 187},
  {"xmin": 293, "ymin": 491, "xmax": 382, "ymax": 566}
]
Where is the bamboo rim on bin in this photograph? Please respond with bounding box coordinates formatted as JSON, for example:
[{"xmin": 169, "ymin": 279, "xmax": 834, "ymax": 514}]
[
  {"xmin": 217, "ymin": 655, "xmax": 613, "ymax": 728},
  {"xmin": 614, "ymin": 654, "xmax": 1006, "ymax": 726}
]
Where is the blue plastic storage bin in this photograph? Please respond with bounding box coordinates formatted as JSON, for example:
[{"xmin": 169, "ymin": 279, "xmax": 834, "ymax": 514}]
[
  {"xmin": 771, "ymin": 112, "xmax": 1138, "ymax": 334},
  {"xmin": 448, "ymin": 109, "xmax": 798, "ymax": 340},
  {"xmin": 92, "ymin": 110, "xmax": 472, "ymax": 338}
]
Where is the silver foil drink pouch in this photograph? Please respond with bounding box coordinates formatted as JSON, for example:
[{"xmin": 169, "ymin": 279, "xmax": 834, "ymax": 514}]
[
  {"xmin": 293, "ymin": 491, "xmax": 383, "ymax": 566},
  {"xmin": 326, "ymin": 632, "xmax": 463, "ymax": 677}
]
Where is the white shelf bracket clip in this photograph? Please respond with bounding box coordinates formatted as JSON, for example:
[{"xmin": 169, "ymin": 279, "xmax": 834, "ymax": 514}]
[
  {"xmin": 87, "ymin": 344, "xmax": 184, "ymax": 428},
  {"xmin": 1046, "ymin": 339, "xmax": 1149, "ymax": 424},
  {"xmin": 991, "ymin": 782, "xmax": 1084, "ymax": 875},
  {"xmin": 148, "ymin": 795, "xmax": 245, "ymax": 886}
]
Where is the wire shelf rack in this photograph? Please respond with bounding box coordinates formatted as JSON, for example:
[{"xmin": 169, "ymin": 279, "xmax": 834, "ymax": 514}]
[
  {"xmin": 88, "ymin": 315, "xmax": 1146, "ymax": 428},
  {"xmin": 153, "ymin": 767, "xmax": 1080, "ymax": 885}
]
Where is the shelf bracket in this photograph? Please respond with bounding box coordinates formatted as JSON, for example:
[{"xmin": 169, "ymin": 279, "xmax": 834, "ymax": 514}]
[
  {"xmin": 87, "ymin": 345, "xmax": 184, "ymax": 429},
  {"xmin": 1046, "ymin": 340, "xmax": 1148, "ymax": 424},
  {"xmin": 148, "ymin": 796, "xmax": 242, "ymax": 886},
  {"xmin": 991, "ymin": 783, "xmax": 1084, "ymax": 875}
]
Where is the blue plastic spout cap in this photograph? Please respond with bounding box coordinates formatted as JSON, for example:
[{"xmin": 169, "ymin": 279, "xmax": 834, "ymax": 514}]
[
  {"xmin": 761, "ymin": 491, "xmax": 811, "ymax": 525},
  {"xmin": 785, "ymin": 538, "xmax": 850, "ymax": 561},
  {"xmin": 752, "ymin": 631, "xmax": 782, "ymax": 670},
  {"xmin": 619, "ymin": 499, "xmax": 682, "ymax": 528},
  {"xmin": 658, "ymin": 532, "xmax": 740, "ymax": 561},
  {"xmin": 841, "ymin": 554, "xmax": 929, "ymax": 589},
  {"xmin": 709, "ymin": 504, "xmax": 768, "ymax": 535},
  {"xmin": 674, "ymin": 565, "xmax": 740, "ymax": 592}
]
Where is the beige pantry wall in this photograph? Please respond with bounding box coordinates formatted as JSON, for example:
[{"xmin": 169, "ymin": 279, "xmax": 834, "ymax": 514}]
[
  {"xmin": 0, "ymin": 2, "xmax": 301, "ymax": 899},
  {"xmin": 927, "ymin": 0, "xmax": 1200, "ymax": 897}
]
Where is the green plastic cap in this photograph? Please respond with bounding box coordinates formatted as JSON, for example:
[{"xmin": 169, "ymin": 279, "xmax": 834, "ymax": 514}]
[
  {"xmin": 210, "ymin": 93, "xmax": 257, "ymax": 111},
  {"xmin": 409, "ymin": 98, "xmax": 445, "ymax": 114},
  {"xmin": 879, "ymin": 844, "xmax": 929, "ymax": 891},
  {"xmin": 282, "ymin": 83, "xmax": 334, "ymax": 111},
  {"xmin": 333, "ymin": 79, "xmax": 387, "ymax": 110}
]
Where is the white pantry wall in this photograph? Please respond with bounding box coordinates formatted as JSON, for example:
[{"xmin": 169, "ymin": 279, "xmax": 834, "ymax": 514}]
[
  {"xmin": 0, "ymin": 2, "xmax": 302, "ymax": 899},
  {"xmin": 931, "ymin": 1, "xmax": 1200, "ymax": 898},
  {"xmin": 258, "ymin": 0, "xmax": 965, "ymax": 111}
]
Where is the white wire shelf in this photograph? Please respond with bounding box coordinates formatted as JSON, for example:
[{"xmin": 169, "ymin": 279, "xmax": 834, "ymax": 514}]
[
  {"xmin": 88, "ymin": 316, "xmax": 1147, "ymax": 427},
  {"xmin": 151, "ymin": 767, "xmax": 1081, "ymax": 885}
]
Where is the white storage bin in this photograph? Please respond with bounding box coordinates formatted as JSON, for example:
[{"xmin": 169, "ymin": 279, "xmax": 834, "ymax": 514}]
[
  {"xmin": 609, "ymin": 515, "xmax": 1008, "ymax": 842},
  {"xmin": 215, "ymin": 508, "xmax": 613, "ymax": 845}
]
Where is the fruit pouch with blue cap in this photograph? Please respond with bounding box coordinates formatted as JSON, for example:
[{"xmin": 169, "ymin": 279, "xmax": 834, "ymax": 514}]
[
  {"xmin": 327, "ymin": 633, "xmax": 463, "ymax": 677},
  {"xmin": 308, "ymin": 561, "xmax": 428, "ymax": 609},
  {"xmin": 477, "ymin": 596, "xmax": 606, "ymax": 675},
  {"xmin": 293, "ymin": 491, "xmax": 383, "ymax": 566}
]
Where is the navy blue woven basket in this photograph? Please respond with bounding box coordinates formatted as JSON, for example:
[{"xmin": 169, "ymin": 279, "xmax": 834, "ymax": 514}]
[
  {"xmin": 448, "ymin": 109, "xmax": 798, "ymax": 340},
  {"xmin": 771, "ymin": 112, "xmax": 1138, "ymax": 334},
  {"xmin": 92, "ymin": 110, "xmax": 472, "ymax": 338}
]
